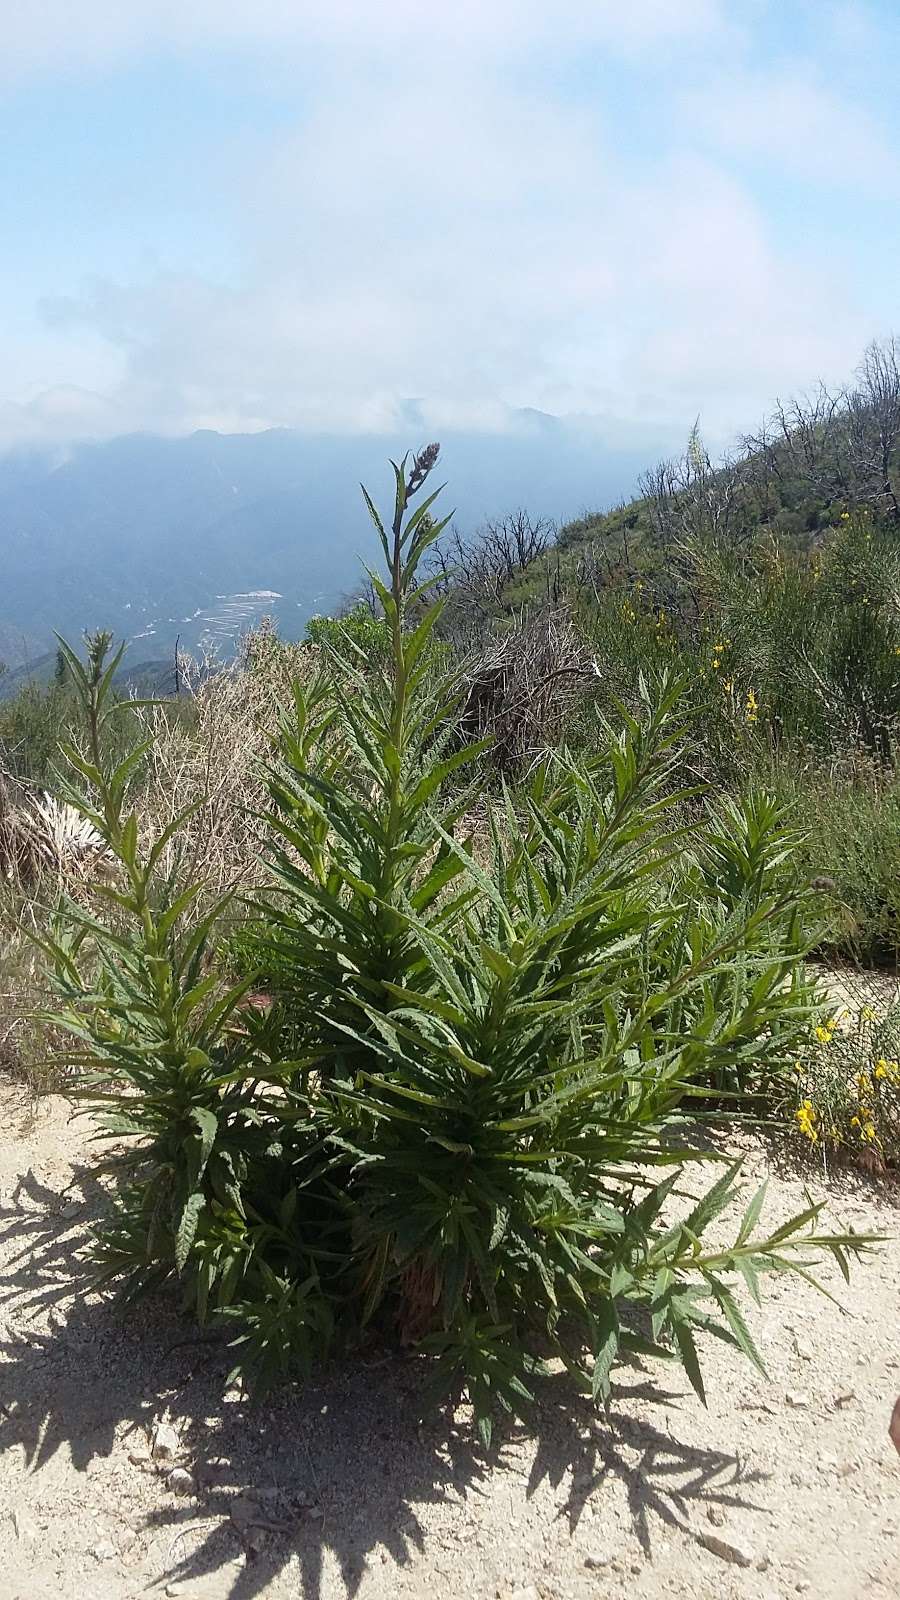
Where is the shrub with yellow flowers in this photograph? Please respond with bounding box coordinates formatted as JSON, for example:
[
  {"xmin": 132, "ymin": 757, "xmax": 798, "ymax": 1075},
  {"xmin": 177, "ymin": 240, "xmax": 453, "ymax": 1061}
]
[{"xmin": 789, "ymin": 997, "xmax": 900, "ymax": 1168}]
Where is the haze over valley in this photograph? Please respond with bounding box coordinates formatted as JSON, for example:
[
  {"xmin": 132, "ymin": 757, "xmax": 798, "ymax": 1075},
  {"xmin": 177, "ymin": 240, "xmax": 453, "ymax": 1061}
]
[{"xmin": 0, "ymin": 415, "xmax": 653, "ymax": 680}]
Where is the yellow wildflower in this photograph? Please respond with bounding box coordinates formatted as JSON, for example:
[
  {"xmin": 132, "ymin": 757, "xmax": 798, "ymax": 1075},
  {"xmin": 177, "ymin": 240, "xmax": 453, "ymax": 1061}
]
[
  {"xmin": 814, "ymin": 1015, "xmax": 838, "ymax": 1045},
  {"xmin": 795, "ymin": 1100, "xmax": 818, "ymax": 1143}
]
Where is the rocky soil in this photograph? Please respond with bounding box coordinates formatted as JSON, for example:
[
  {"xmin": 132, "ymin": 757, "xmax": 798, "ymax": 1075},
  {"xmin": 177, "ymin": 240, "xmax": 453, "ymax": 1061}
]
[{"xmin": 1, "ymin": 1089, "xmax": 898, "ymax": 1600}]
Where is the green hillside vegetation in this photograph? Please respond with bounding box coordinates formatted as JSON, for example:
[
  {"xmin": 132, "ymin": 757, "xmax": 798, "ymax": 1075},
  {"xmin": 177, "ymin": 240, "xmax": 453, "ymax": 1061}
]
[{"xmin": 419, "ymin": 340, "xmax": 900, "ymax": 964}]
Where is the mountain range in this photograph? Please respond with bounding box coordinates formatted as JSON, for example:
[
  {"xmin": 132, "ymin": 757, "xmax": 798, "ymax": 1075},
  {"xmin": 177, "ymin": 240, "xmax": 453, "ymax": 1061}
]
[{"xmin": 0, "ymin": 417, "xmax": 656, "ymax": 680}]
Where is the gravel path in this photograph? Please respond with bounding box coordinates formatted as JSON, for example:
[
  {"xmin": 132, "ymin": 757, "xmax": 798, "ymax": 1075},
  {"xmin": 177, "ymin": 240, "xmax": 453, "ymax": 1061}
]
[{"xmin": 1, "ymin": 1089, "xmax": 898, "ymax": 1600}]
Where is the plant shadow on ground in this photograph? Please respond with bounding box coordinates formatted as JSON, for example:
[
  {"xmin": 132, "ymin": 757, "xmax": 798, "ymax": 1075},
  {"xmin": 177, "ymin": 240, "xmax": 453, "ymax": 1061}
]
[{"xmin": 0, "ymin": 1157, "xmax": 767, "ymax": 1600}]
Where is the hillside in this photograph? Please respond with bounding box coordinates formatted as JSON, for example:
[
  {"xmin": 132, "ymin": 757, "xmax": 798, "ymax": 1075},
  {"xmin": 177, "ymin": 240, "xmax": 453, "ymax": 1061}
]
[
  {"xmin": 555, "ymin": 343, "xmax": 900, "ymax": 571},
  {"xmin": 0, "ymin": 419, "xmax": 652, "ymax": 667}
]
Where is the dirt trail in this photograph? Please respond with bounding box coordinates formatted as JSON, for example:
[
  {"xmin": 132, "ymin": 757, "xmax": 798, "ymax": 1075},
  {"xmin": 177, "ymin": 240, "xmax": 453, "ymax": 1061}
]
[{"xmin": 1, "ymin": 1089, "xmax": 898, "ymax": 1600}]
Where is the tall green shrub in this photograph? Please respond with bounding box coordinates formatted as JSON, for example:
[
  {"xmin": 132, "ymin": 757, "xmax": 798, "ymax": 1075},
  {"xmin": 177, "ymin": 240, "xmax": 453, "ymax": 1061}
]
[{"xmin": 40, "ymin": 454, "xmax": 874, "ymax": 1443}]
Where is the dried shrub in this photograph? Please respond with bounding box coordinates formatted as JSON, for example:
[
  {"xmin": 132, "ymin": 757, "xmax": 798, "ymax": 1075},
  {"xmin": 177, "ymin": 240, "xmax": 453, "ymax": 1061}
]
[{"xmin": 456, "ymin": 607, "xmax": 599, "ymax": 770}]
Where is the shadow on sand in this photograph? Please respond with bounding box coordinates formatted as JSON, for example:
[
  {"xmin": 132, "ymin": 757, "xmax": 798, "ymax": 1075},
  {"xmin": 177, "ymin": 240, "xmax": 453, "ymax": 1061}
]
[{"xmin": 0, "ymin": 1158, "xmax": 767, "ymax": 1599}]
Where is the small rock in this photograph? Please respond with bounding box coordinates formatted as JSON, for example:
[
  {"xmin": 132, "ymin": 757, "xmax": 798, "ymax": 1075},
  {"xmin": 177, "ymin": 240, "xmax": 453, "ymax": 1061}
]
[
  {"xmin": 706, "ymin": 1505, "xmax": 726, "ymax": 1527},
  {"xmin": 511, "ymin": 1588, "xmax": 541, "ymax": 1600},
  {"xmin": 793, "ymin": 1337, "xmax": 813, "ymax": 1362},
  {"xmin": 230, "ymin": 1493, "xmax": 259, "ymax": 1532},
  {"xmin": 833, "ymin": 1390, "xmax": 856, "ymax": 1408},
  {"xmin": 168, "ymin": 1467, "xmax": 195, "ymax": 1496},
  {"xmin": 12, "ymin": 1509, "xmax": 38, "ymax": 1543},
  {"xmin": 60, "ymin": 1199, "xmax": 82, "ymax": 1219},
  {"xmin": 785, "ymin": 1390, "xmax": 810, "ymax": 1409},
  {"xmin": 195, "ymin": 1455, "xmax": 230, "ymax": 1488},
  {"xmin": 91, "ymin": 1539, "xmax": 117, "ymax": 1562},
  {"xmin": 151, "ymin": 1421, "xmax": 180, "ymax": 1462},
  {"xmin": 698, "ymin": 1531, "xmax": 755, "ymax": 1568},
  {"xmin": 584, "ymin": 1550, "xmax": 613, "ymax": 1569}
]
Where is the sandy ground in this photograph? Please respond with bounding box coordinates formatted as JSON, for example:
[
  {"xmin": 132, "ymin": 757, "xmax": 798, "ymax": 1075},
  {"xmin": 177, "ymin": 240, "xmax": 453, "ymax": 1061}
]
[{"xmin": 1, "ymin": 1089, "xmax": 898, "ymax": 1600}]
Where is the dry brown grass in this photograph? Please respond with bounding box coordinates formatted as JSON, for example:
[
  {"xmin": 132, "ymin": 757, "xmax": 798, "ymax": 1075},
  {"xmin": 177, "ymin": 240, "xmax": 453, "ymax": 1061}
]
[
  {"xmin": 0, "ymin": 635, "xmax": 323, "ymax": 1094},
  {"xmin": 0, "ymin": 885, "xmax": 69, "ymax": 1096},
  {"xmin": 132, "ymin": 636, "xmax": 321, "ymax": 904}
]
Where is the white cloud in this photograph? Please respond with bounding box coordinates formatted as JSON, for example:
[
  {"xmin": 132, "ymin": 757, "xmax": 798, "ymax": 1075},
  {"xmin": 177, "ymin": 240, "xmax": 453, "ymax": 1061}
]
[
  {"xmin": 1, "ymin": 0, "xmax": 895, "ymax": 452},
  {"xmin": 679, "ymin": 66, "xmax": 900, "ymax": 190},
  {"xmin": 34, "ymin": 99, "xmax": 869, "ymax": 451},
  {"xmin": 1, "ymin": 0, "xmax": 731, "ymax": 81}
]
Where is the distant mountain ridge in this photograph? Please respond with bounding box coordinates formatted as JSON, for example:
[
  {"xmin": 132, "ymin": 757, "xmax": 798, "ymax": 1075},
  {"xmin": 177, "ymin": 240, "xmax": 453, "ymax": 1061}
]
[{"xmin": 0, "ymin": 420, "xmax": 654, "ymax": 667}]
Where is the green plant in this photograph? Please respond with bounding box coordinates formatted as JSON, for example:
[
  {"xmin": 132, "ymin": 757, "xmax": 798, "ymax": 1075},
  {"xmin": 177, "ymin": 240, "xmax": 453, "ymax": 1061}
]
[
  {"xmin": 789, "ymin": 998, "xmax": 900, "ymax": 1169},
  {"xmin": 39, "ymin": 457, "xmax": 876, "ymax": 1446},
  {"xmin": 797, "ymin": 771, "xmax": 900, "ymax": 967},
  {"xmin": 305, "ymin": 600, "xmax": 391, "ymax": 664},
  {"xmin": 33, "ymin": 631, "xmax": 324, "ymax": 1324}
]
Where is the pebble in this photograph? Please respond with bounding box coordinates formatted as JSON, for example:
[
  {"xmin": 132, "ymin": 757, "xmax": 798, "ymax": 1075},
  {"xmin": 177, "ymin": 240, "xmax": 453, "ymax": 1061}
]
[
  {"xmin": 706, "ymin": 1505, "xmax": 726, "ymax": 1527},
  {"xmin": 786, "ymin": 1390, "xmax": 810, "ymax": 1409},
  {"xmin": 229, "ymin": 1492, "xmax": 259, "ymax": 1531},
  {"xmin": 584, "ymin": 1550, "xmax": 613, "ymax": 1569},
  {"xmin": 698, "ymin": 1531, "xmax": 755, "ymax": 1568},
  {"xmin": 511, "ymin": 1588, "xmax": 541, "ymax": 1600},
  {"xmin": 151, "ymin": 1420, "xmax": 180, "ymax": 1463},
  {"xmin": 91, "ymin": 1539, "xmax": 117, "ymax": 1562},
  {"xmin": 12, "ymin": 1509, "xmax": 38, "ymax": 1543},
  {"xmin": 168, "ymin": 1467, "xmax": 195, "ymax": 1496}
]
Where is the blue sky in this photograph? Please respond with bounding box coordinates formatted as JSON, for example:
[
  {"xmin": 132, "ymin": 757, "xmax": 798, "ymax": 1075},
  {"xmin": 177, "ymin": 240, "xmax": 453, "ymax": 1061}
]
[{"xmin": 2, "ymin": 0, "xmax": 899, "ymax": 452}]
